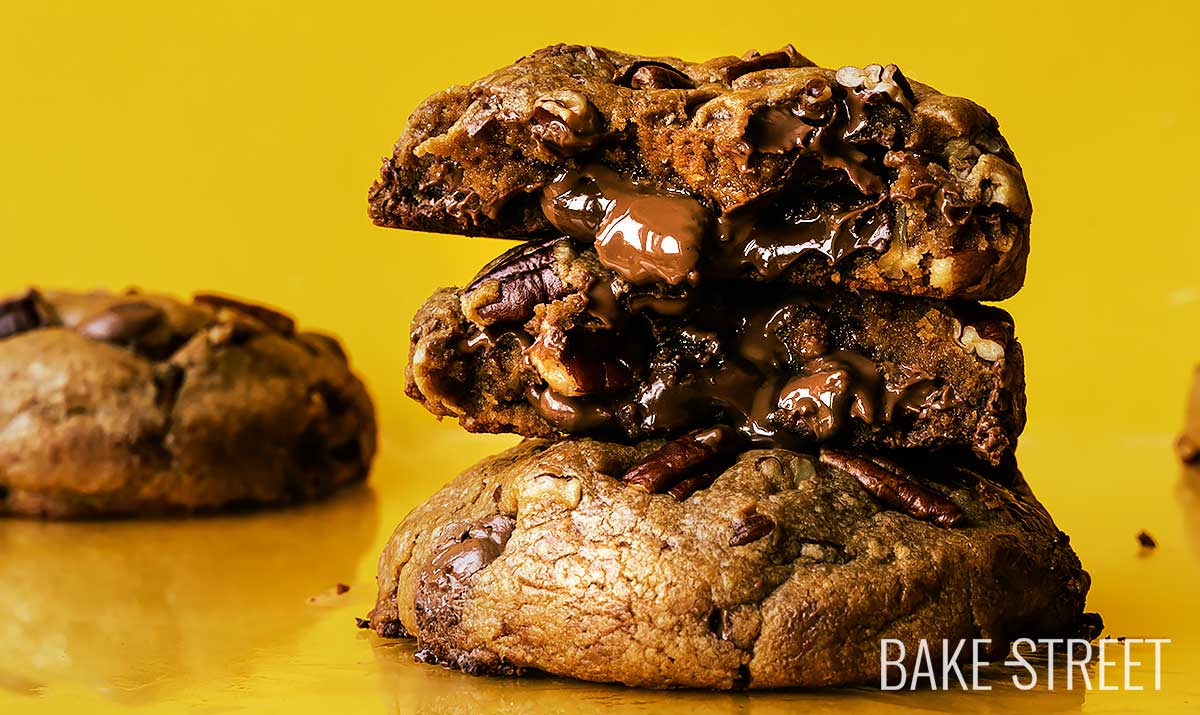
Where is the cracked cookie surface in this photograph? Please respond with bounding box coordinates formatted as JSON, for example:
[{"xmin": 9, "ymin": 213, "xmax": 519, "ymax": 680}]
[
  {"xmin": 368, "ymin": 438, "xmax": 1095, "ymax": 689},
  {"xmin": 0, "ymin": 289, "xmax": 376, "ymax": 517},
  {"xmin": 370, "ymin": 44, "xmax": 1030, "ymax": 300}
]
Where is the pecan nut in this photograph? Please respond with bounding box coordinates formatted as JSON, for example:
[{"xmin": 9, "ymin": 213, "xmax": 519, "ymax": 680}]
[
  {"xmin": 834, "ymin": 63, "xmax": 915, "ymax": 110},
  {"xmin": 525, "ymin": 325, "xmax": 634, "ymax": 397},
  {"xmin": 819, "ymin": 449, "xmax": 962, "ymax": 528},
  {"xmin": 729, "ymin": 508, "xmax": 776, "ymax": 546},
  {"xmin": 462, "ymin": 236, "xmax": 572, "ymax": 326},
  {"xmin": 622, "ymin": 425, "xmax": 742, "ymax": 494}
]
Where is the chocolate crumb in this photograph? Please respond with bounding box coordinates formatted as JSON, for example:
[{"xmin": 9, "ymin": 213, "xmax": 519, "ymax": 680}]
[
  {"xmin": 336, "ymin": 582, "xmax": 351, "ymax": 594},
  {"xmin": 355, "ymin": 617, "xmax": 370, "ymax": 629},
  {"xmin": 1137, "ymin": 530, "xmax": 1157, "ymax": 549}
]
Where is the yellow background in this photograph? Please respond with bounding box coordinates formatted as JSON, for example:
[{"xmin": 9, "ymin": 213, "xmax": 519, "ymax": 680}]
[{"xmin": 2, "ymin": 1, "xmax": 1199, "ymax": 712}]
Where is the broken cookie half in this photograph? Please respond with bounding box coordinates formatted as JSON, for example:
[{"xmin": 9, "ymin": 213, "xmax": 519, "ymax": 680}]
[{"xmin": 370, "ymin": 44, "xmax": 1030, "ymax": 301}]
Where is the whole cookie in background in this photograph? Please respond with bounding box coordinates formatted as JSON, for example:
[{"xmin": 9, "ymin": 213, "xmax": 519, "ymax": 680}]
[
  {"xmin": 0, "ymin": 288, "xmax": 376, "ymax": 518},
  {"xmin": 367, "ymin": 437, "xmax": 1098, "ymax": 689}
]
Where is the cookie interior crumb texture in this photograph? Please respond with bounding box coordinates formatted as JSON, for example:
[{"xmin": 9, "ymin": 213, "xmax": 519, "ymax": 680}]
[{"xmin": 0, "ymin": 288, "xmax": 377, "ymax": 518}]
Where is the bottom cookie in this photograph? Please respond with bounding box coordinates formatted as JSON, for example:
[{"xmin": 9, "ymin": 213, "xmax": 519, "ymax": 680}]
[{"xmin": 368, "ymin": 438, "xmax": 1098, "ymax": 689}]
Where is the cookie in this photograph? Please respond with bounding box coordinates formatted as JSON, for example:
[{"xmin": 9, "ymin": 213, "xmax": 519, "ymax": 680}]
[
  {"xmin": 369, "ymin": 44, "xmax": 1029, "ymax": 300},
  {"xmin": 367, "ymin": 437, "xmax": 1096, "ymax": 689},
  {"xmin": 0, "ymin": 288, "xmax": 376, "ymax": 517},
  {"xmin": 407, "ymin": 255, "xmax": 1025, "ymax": 465}
]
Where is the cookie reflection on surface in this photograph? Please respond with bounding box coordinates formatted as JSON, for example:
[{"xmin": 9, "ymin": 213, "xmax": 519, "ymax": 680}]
[
  {"xmin": 369, "ymin": 636, "xmax": 1084, "ymax": 715},
  {"xmin": 1179, "ymin": 465, "xmax": 1200, "ymax": 560},
  {"xmin": 0, "ymin": 486, "xmax": 377, "ymax": 701}
]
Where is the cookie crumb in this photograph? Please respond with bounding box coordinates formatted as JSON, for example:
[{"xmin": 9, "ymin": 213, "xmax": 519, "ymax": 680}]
[
  {"xmin": 1136, "ymin": 530, "xmax": 1157, "ymax": 549},
  {"xmin": 307, "ymin": 583, "xmax": 352, "ymax": 606},
  {"xmin": 354, "ymin": 617, "xmax": 370, "ymax": 629}
]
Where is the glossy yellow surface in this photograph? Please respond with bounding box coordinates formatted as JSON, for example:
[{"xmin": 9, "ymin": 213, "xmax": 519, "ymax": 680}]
[{"xmin": 1, "ymin": 1, "xmax": 1199, "ymax": 712}]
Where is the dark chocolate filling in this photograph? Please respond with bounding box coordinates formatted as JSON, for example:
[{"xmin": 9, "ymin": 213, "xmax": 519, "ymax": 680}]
[
  {"xmin": 534, "ymin": 66, "xmax": 919, "ymax": 287},
  {"xmin": 466, "ymin": 284, "xmax": 1006, "ymax": 452}
]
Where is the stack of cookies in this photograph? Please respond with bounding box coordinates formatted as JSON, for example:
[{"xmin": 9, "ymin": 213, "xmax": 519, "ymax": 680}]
[{"xmin": 366, "ymin": 44, "xmax": 1098, "ymax": 688}]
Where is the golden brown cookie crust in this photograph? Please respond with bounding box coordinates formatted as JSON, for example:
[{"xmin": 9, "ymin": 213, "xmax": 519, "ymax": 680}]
[{"xmin": 369, "ymin": 438, "xmax": 1095, "ymax": 689}]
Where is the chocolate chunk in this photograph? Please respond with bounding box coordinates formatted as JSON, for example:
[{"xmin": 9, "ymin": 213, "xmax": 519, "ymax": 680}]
[
  {"xmin": 378, "ymin": 620, "xmax": 411, "ymax": 639},
  {"xmin": 463, "ymin": 236, "xmax": 572, "ymax": 325},
  {"xmin": 714, "ymin": 198, "xmax": 892, "ymax": 280},
  {"xmin": 530, "ymin": 91, "xmax": 602, "ymax": 157},
  {"xmin": 666, "ymin": 472, "xmax": 716, "ymax": 501},
  {"xmin": 194, "ymin": 293, "xmax": 296, "ymax": 335},
  {"xmin": 623, "ymin": 425, "xmax": 741, "ymax": 494},
  {"xmin": 0, "ymin": 290, "xmax": 51, "ymax": 339},
  {"xmin": 527, "ymin": 385, "xmax": 615, "ymax": 432},
  {"xmin": 542, "ymin": 167, "xmax": 710, "ymax": 286},
  {"xmin": 613, "ymin": 61, "xmax": 694, "ymax": 90},
  {"xmin": 729, "ymin": 508, "xmax": 775, "ymax": 546},
  {"xmin": 776, "ymin": 350, "xmax": 883, "ymax": 439},
  {"xmin": 76, "ymin": 301, "xmax": 165, "ymax": 344},
  {"xmin": 722, "ymin": 45, "xmax": 813, "ymax": 83},
  {"xmin": 819, "ymin": 449, "xmax": 963, "ymax": 528},
  {"xmin": 418, "ymin": 515, "xmax": 516, "ymax": 624}
]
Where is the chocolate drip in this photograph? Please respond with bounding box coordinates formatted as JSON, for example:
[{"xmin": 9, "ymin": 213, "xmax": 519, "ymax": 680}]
[
  {"xmin": 518, "ymin": 291, "xmax": 961, "ymax": 448},
  {"xmin": 715, "ymin": 197, "xmax": 891, "ymax": 280},
  {"xmin": 527, "ymin": 63, "xmax": 923, "ymax": 289}
]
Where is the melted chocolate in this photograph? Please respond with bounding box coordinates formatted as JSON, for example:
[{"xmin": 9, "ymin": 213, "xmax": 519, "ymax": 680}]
[
  {"xmin": 517, "ymin": 290, "xmax": 960, "ymax": 449},
  {"xmin": 420, "ymin": 514, "xmax": 515, "ymax": 601},
  {"xmin": 714, "ymin": 196, "xmax": 891, "ymax": 280},
  {"xmin": 542, "ymin": 166, "xmax": 709, "ymax": 286}
]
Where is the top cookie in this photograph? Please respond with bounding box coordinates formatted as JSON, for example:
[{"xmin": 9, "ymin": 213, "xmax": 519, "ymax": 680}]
[{"xmin": 369, "ymin": 44, "xmax": 1030, "ymax": 300}]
